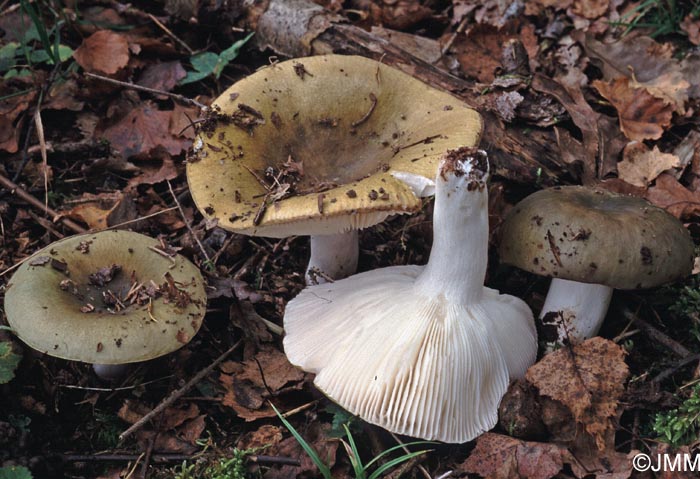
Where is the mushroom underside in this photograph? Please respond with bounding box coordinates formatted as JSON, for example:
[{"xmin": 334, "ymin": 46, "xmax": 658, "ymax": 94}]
[{"xmin": 284, "ymin": 265, "xmax": 537, "ymax": 443}]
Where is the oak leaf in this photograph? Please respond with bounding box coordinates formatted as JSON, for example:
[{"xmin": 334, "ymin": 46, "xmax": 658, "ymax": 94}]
[
  {"xmin": 593, "ymin": 78, "xmax": 673, "ymax": 141},
  {"xmin": 617, "ymin": 142, "xmax": 680, "ymax": 187}
]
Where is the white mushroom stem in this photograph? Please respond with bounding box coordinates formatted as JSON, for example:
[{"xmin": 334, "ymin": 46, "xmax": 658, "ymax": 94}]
[
  {"xmin": 540, "ymin": 278, "xmax": 613, "ymax": 348},
  {"xmin": 284, "ymin": 151, "xmax": 537, "ymax": 443},
  {"xmin": 92, "ymin": 363, "xmax": 130, "ymax": 381},
  {"xmin": 416, "ymin": 166, "xmax": 488, "ymax": 304},
  {"xmin": 306, "ymin": 230, "xmax": 359, "ymax": 284}
]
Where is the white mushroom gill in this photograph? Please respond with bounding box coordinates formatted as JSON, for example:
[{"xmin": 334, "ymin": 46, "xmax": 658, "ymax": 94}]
[{"xmin": 283, "ymin": 148, "xmax": 537, "ymax": 443}]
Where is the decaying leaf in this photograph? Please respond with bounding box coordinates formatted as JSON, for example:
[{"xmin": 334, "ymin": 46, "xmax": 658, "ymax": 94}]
[
  {"xmin": 219, "ymin": 346, "xmax": 304, "ymax": 421},
  {"xmin": 97, "ymin": 102, "xmax": 192, "ymax": 159},
  {"xmin": 646, "ymin": 173, "xmax": 700, "ymax": 219},
  {"xmin": 617, "ymin": 142, "xmax": 680, "ymax": 187},
  {"xmin": 459, "ymin": 432, "xmax": 566, "ymax": 479},
  {"xmin": 593, "ymin": 78, "xmax": 674, "ymax": 141},
  {"xmin": 73, "ymin": 30, "xmax": 130, "ymax": 75},
  {"xmin": 575, "ymin": 31, "xmax": 689, "ymax": 113},
  {"xmin": 571, "ymin": 0, "xmax": 608, "ymax": 19},
  {"xmin": 525, "ymin": 337, "xmax": 628, "ymax": 450}
]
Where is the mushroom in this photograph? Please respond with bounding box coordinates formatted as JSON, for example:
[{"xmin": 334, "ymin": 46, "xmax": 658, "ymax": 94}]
[
  {"xmin": 499, "ymin": 186, "xmax": 694, "ymax": 347},
  {"xmin": 283, "ymin": 147, "xmax": 537, "ymax": 443},
  {"xmin": 3, "ymin": 230, "xmax": 207, "ymax": 380},
  {"xmin": 186, "ymin": 54, "xmax": 482, "ymax": 284}
]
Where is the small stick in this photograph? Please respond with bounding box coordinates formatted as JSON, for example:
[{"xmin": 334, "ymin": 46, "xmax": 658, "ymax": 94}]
[
  {"xmin": 84, "ymin": 72, "xmax": 207, "ymax": 110},
  {"xmin": 167, "ymin": 180, "xmax": 212, "ymax": 265},
  {"xmin": 249, "ymin": 455, "xmax": 301, "ymax": 466},
  {"xmin": 622, "ymin": 308, "xmax": 691, "ymax": 358},
  {"xmin": 281, "ymin": 400, "xmax": 318, "ymax": 418},
  {"xmin": 389, "ymin": 432, "xmax": 431, "ymax": 479},
  {"xmin": 351, "ymin": 93, "xmax": 378, "ymax": 128},
  {"xmin": 104, "ymin": 206, "xmax": 178, "ymax": 230},
  {"xmin": 439, "ymin": 15, "xmax": 469, "ymax": 59},
  {"xmin": 63, "ymin": 453, "xmax": 193, "ymax": 463},
  {"xmin": 0, "ymin": 171, "xmax": 86, "ymax": 234},
  {"xmin": 119, "ymin": 339, "xmax": 243, "ymax": 441},
  {"xmin": 147, "ymin": 12, "xmax": 194, "ymax": 54}
]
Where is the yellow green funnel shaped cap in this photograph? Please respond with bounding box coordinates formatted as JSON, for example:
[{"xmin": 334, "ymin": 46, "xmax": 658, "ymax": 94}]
[
  {"xmin": 4, "ymin": 230, "xmax": 207, "ymax": 364},
  {"xmin": 187, "ymin": 54, "xmax": 483, "ymax": 237}
]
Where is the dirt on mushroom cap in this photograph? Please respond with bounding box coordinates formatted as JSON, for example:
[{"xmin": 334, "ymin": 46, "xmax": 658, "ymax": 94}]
[
  {"xmin": 187, "ymin": 54, "xmax": 483, "ymax": 237},
  {"xmin": 3, "ymin": 230, "xmax": 207, "ymax": 364},
  {"xmin": 499, "ymin": 186, "xmax": 694, "ymax": 289}
]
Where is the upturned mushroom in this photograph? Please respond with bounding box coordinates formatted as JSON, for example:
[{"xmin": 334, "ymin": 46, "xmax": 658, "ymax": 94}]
[
  {"xmin": 3, "ymin": 230, "xmax": 207, "ymax": 380},
  {"xmin": 186, "ymin": 54, "xmax": 482, "ymax": 284},
  {"xmin": 499, "ymin": 186, "xmax": 694, "ymax": 347},
  {"xmin": 283, "ymin": 148, "xmax": 537, "ymax": 443}
]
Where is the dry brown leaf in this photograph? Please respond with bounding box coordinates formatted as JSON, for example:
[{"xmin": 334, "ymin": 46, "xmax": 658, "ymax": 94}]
[
  {"xmin": 0, "ymin": 91, "xmax": 35, "ymax": 153},
  {"xmin": 572, "ymin": 0, "xmax": 608, "ymax": 19},
  {"xmin": 459, "ymin": 432, "xmax": 565, "ymax": 479},
  {"xmin": 98, "ymin": 102, "xmax": 190, "ymax": 159},
  {"xmin": 525, "ymin": 337, "xmax": 628, "ymax": 450},
  {"xmin": 219, "ymin": 346, "xmax": 304, "ymax": 421},
  {"xmin": 237, "ymin": 424, "xmax": 283, "ymax": 451},
  {"xmin": 60, "ymin": 192, "xmax": 125, "ymax": 230},
  {"xmin": 645, "ymin": 173, "xmax": 700, "ymax": 219},
  {"xmin": 575, "ymin": 31, "xmax": 689, "ymax": 112},
  {"xmin": 178, "ymin": 415, "xmax": 206, "ymax": 444},
  {"xmin": 450, "ymin": 22, "xmax": 538, "ymax": 83},
  {"xmin": 136, "ymin": 61, "xmax": 187, "ymax": 93},
  {"xmin": 593, "ymin": 78, "xmax": 674, "ymax": 141},
  {"xmin": 73, "ymin": 30, "xmax": 130, "ymax": 75},
  {"xmin": 263, "ymin": 423, "xmax": 338, "ymax": 479},
  {"xmin": 378, "ymin": 0, "xmax": 432, "ymax": 30},
  {"xmin": 617, "ymin": 142, "xmax": 680, "ymax": 187},
  {"xmin": 161, "ymin": 403, "xmax": 200, "ymax": 430},
  {"xmin": 126, "ymin": 151, "xmax": 179, "ymax": 189}
]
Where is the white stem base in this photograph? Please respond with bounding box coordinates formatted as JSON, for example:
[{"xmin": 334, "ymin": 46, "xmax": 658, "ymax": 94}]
[
  {"xmin": 93, "ymin": 363, "xmax": 130, "ymax": 381},
  {"xmin": 306, "ymin": 231, "xmax": 359, "ymax": 285},
  {"xmin": 540, "ymin": 278, "xmax": 613, "ymax": 350}
]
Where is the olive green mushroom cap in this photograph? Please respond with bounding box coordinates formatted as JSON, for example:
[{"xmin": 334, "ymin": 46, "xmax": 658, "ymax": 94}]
[
  {"xmin": 499, "ymin": 186, "xmax": 694, "ymax": 289},
  {"xmin": 4, "ymin": 230, "xmax": 206, "ymax": 364},
  {"xmin": 187, "ymin": 54, "xmax": 483, "ymax": 237}
]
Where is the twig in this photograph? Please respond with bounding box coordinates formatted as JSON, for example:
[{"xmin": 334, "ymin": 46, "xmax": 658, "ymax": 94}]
[
  {"xmin": 439, "ymin": 15, "xmax": 469, "ymax": 59},
  {"xmin": 249, "ymin": 455, "xmax": 301, "ymax": 466},
  {"xmin": 59, "ymin": 375, "xmax": 173, "ymax": 392},
  {"xmin": 119, "ymin": 339, "xmax": 243, "ymax": 441},
  {"xmin": 104, "ymin": 206, "xmax": 179, "ymax": 230},
  {"xmin": 84, "ymin": 72, "xmax": 207, "ymax": 110},
  {"xmin": 167, "ymin": 180, "xmax": 212, "ymax": 265},
  {"xmin": 621, "ymin": 308, "xmax": 691, "ymax": 358},
  {"xmin": 389, "ymin": 432, "xmax": 431, "ymax": 479},
  {"xmin": 147, "ymin": 13, "xmax": 194, "ymax": 54},
  {"xmin": 0, "ymin": 171, "xmax": 87, "ymax": 234},
  {"xmin": 281, "ymin": 400, "xmax": 318, "ymax": 418},
  {"xmin": 33, "ymin": 107, "xmax": 49, "ymax": 211},
  {"xmin": 63, "ymin": 453, "xmax": 193, "ymax": 463},
  {"xmin": 652, "ymin": 353, "xmax": 700, "ymax": 383}
]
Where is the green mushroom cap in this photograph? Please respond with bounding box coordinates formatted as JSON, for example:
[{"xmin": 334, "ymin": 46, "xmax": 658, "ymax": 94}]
[
  {"xmin": 4, "ymin": 230, "xmax": 206, "ymax": 364},
  {"xmin": 499, "ymin": 186, "xmax": 694, "ymax": 289}
]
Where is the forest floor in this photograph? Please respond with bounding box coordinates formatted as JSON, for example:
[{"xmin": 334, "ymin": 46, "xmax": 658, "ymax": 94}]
[{"xmin": 1, "ymin": 0, "xmax": 700, "ymax": 478}]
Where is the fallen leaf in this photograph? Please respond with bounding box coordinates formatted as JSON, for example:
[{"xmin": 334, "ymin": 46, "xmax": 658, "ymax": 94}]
[
  {"xmin": 161, "ymin": 403, "xmax": 200, "ymax": 430},
  {"xmin": 575, "ymin": 31, "xmax": 689, "ymax": 112},
  {"xmin": 73, "ymin": 30, "xmax": 130, "ymax": 75},
  {"xmin": 98, "ymin": 102, "xmax": 191, "ymax": 159},
  {"xmin": 263, "ymin": 422, "xmax": 338, "ymax": 479},
  {"xmin": 645, "ymin": 173, "xmax": 700, "ymax": 219},
  {"xmin": 219, "ymin": 346, "xmax": 304, "ymax": 421},
  {"xmin": 137, "ymin": 61, "xmax": 187, "ymax": 93},
  {"xmin": 59, "ymin": 191, "xmax": 137, "ymax": 230},
  {"xmin": 377, "ymin": 0, "xmax": 432, "ymax": 30},
  {"xmin": 525, "ymin": 338, "xmax": 628, "ymax": 450},
  {"xmin": 450, "ymin": 22, "xmax": 538, "ymax": 83},
  {"xmin": 459, "ymin": 432, "xmax": 565, "ymax": 479},
  {"xmin": 237, "ymin": 424, "xmax": 283, "ymax": 451},
  {"xmin": 617, "ymin": 142, "xmax": 680, "ymax": 187},
  {"xmin": 572, "ymin": 0, "xmax": 608, "ymax": 19},
  {"xmin": 0, "ymin": 91, "xmax": 35, "ymax": 153},
  {"xmin": 593, "ymin": 78, "xmax": 674, "ymax": 141},
  {"xmin": 178, "ymin": 415, "xmax": 206, "ymax": 444},
  {"xmin": 126, "ymin": 150, "xmax": 179, "ymax": 189}
]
